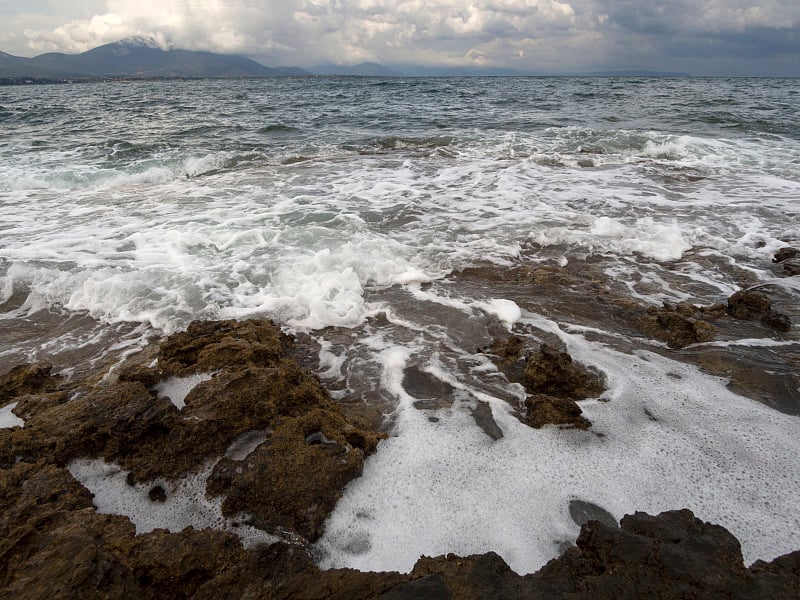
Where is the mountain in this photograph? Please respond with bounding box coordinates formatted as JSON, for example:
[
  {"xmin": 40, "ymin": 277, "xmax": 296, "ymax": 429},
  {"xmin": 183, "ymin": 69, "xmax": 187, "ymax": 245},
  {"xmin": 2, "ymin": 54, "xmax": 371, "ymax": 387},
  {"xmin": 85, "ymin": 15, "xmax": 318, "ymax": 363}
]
[
  {"xmin": 0, "ymin": 38, "xmax": 309, "ymax": 80},
  {"xmin": 310, "ymin": 62, "xmax": 400, "ymax": 77}
]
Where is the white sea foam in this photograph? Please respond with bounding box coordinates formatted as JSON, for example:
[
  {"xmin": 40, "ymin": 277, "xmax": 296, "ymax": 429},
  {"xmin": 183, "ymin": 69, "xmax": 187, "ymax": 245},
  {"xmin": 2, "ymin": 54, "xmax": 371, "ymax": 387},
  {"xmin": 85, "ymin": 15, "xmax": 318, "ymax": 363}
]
[
  {"xmin": 154, "ymin": 372, "xmax": 214, "ymax": 410},
  {"xmin": 0, "ymin": 402, "xmax": 24, "ymax": 429},
  {"xmin": 67, "ymin": 458, "xmax": 276, "ymax": 547},
  {"xmin": 316, "ymin": 319, "xmax": 800, "ymax": 574}
]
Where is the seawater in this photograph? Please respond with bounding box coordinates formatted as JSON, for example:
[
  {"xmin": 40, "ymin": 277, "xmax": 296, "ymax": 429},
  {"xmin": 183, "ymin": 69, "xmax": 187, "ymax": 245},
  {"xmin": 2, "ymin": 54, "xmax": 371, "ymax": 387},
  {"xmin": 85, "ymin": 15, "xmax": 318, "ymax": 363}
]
[{"xmin": 1, "ymin": 77, "xmax": 799, "ymax": 573}]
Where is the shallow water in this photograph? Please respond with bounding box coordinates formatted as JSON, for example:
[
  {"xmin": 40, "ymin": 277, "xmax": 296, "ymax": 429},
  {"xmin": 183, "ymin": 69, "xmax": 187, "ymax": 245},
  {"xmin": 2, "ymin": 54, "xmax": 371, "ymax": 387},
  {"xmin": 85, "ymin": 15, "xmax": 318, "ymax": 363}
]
[{"xmin": 1, "ymin": 76, "xmax": 799, "ymax": 573}]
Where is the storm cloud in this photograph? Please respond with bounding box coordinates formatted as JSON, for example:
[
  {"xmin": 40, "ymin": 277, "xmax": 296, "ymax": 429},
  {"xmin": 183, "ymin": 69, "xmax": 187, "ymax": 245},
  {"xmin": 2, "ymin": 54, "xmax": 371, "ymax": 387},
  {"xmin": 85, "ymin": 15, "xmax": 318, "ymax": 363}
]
[{"xmin": 2, "ymin": 0, "xmax": 799, "ymax": 74}]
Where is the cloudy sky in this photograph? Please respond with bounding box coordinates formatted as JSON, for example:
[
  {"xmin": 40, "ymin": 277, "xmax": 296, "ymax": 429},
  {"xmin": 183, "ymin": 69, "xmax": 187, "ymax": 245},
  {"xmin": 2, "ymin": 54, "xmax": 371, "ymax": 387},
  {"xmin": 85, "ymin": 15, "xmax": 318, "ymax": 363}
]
[{"xmin": 1, "ymin": 0, "xmax": 798, "ymax": 75}]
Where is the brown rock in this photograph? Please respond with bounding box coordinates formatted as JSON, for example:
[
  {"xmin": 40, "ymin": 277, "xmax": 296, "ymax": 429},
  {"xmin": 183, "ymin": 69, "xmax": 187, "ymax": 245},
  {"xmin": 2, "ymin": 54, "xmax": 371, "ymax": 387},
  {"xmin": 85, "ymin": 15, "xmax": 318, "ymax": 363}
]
[
  {"xmin": 727, "ymin": 289, "xmax": 772, "ymax": 319},
  {"xmin": 207, "ymin": 407, "xmax": 381, "ymax": 541},
  {"xmin": 523, "ymin": 344, "xmax": 605, "ymax": 400},
  {"xmin": 727, "ymin": 289, "xmax": 791, "ymax": 332},
  {"xmin": 637, "ymin": 302, "xmax": 716, "ymax": 348},
  {"xmin": 781, "ymin": 258, "xmax": 800, "ymax": 276},
  {"xmin": 525, "ymin": 394, "xmax": 591, "ymax": 430},
  {"xmin": 157, "ymin": 319, "xmax": 285, "ymax": 376},
  {"xmin": 773, "ymin": 247, "xmax": 799, "ymax": 263},
  {"xmin": 0, "ymin": 363, "xmax": 62, "ymax": 403}
]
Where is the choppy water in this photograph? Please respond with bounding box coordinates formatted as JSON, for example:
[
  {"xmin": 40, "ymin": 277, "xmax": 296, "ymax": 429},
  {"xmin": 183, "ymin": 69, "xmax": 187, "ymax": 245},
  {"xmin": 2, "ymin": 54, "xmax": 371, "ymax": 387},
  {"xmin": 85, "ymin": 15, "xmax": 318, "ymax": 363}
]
[{"xmin": 2, "ymin": 77, "xmax": 799, "ymax": 573}]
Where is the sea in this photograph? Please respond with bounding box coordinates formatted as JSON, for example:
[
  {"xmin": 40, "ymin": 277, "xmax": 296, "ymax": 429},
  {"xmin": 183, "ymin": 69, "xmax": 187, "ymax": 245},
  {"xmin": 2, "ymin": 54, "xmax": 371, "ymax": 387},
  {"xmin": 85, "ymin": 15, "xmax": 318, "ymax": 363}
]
[{"xmin": 1, "ymin": 76, "xmax": 799, "ymax": 574}]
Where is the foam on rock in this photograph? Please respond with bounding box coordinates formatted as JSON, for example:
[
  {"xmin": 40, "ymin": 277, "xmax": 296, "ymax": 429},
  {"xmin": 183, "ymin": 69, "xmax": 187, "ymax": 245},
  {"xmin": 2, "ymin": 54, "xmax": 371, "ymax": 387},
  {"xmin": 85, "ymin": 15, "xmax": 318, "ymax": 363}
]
[
  {"xmin": 315, "ymin": 316, "xmax": 800, "ymax": 574},
  {"xmin": 0, "ymin": 402, "xmax": 24, "ymax": 429},
  {"xmin": 68, "ymin": 458, "xmax": 276, "ymax": 548}
]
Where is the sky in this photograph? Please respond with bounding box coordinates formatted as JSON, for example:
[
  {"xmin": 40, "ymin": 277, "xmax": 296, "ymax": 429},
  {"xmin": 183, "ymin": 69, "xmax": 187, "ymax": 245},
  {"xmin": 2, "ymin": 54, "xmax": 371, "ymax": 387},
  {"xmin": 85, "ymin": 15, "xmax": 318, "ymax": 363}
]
[{"xmin": 1, "ymin": 0, "xmax": 798, "ymax": 75}]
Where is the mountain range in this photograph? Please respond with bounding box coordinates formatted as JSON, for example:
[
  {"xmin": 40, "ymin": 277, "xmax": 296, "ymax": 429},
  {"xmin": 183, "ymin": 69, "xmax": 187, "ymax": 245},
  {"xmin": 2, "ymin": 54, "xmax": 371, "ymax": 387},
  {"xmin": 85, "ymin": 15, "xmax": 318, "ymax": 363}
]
[
  {"xmin": 0, "ymin": 37, "xmax": 308, "ymax": 80},
  {"xmin": 1, "ymin": 37, "xmax": 691, "ymax": 81}
]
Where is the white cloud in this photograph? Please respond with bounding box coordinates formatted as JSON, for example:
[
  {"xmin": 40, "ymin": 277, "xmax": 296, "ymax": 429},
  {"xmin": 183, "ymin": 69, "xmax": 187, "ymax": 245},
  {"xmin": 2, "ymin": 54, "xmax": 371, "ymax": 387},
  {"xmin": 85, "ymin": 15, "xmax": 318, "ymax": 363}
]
[{"xmin": 2, "ymin": 0, "xmax": 798, "ymax": 73}]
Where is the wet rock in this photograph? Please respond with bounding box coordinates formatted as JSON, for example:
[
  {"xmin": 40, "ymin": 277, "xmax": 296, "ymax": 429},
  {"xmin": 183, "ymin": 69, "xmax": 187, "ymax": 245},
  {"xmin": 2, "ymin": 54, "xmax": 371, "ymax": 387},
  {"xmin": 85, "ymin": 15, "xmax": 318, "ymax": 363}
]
[
  {"xmin": 636, "ymin": 301, "xmax": 720, "ymax": 348},
  {"xmin": 525, "ymin": 394, "xmax": 591, "ymax": 430},
  {"xmin": 532, "ymin": 509, "xmax": 800, "ymax": 599},
  {"xmin": 402, "ymin": 365, "xmax": 456, "ymax": 403},
  {"xmin": 6, "ymin": 319, "xmax": 385, "ymax": 544},
  {"xmin": 207, "ymin": 408, "xmax": 381, "ymax": 542},
  {"xmin": 148, "ymin": 485, "xmax": 167, "ymax": 503},
  {"xmin": 479, "ymin": 335, "xmax": 526, "ymax": 381},
  {"xmin": 568, "ymin": 500, "xmax": 618, "ymax": 529},
  {"xmin": 157, "ymin": 319, "xmax": 285, "ymax": 376},
  {"xmin": 10, "ymin": 391, "xmax": 70, "ymax": 421},
  {"xmin": 0, "ymin": 363, "xmax": 62, "ymax": 403},
  {"xmin": 472, "ymin": 400, "xmax": 504, "ymax": 440},
  {"xmin": 523, "ymin": 344, "xmax": 605, "ymax": 400},
  {"xmin": 773, "ymin": 247, "xmax": 799, "ymax": 263},
  {"xmin": 727, "ymin": 289, "xmax": 791, "ymax": 332},
  {"xmin": 781, "ymin": 258, "xmax": 800, "ymax": 276}
]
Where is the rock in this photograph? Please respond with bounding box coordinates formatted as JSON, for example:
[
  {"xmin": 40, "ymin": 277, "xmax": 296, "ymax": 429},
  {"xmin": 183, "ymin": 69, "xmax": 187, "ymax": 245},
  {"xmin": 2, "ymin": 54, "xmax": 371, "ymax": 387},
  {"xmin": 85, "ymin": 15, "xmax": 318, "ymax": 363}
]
[
  {"xmin": 727, "ymin": 289, "xmax": 791, "ymax": 332},
  {"xmin": 781, "ymin": 258, "xmax": 800, "ymax": 276},
  {"xmin": 206, "ymin": 407, "xmax": 381, "ymax": 542},
  {"xmin": 636, "ymin": 302, "xmax": 718, "ymax": 348},
  {"xmin": 472, "ymin": 400, "xmax": 504, "ymax": 440},
  {"xmin": 728, "ymin": 289, "xmax": 772, "ymax": 319},
  {"xmin": 479, "ymin": 335, "xmax": 526, "ymax": 382},
  {"xmin": 531, "ymin": 509, "xmax": 800, "ymax": 599},
  {"xmin": 773, "ymin": 247, "xmax": 799, "ymax": 263},
  {"xmin": 156, "ymin": 319, "xmax": 285, "ymax": 376},
  {"xmin": 523, "ymin": 344, "xmax": 605, "ymax": 400},
  {"xmin": 525, "ymin": 394, "xmax": 591, "ymax": 430},
  {"xmin": 0, "ymin": 363, "xmax": 62, "ymax": 403}
]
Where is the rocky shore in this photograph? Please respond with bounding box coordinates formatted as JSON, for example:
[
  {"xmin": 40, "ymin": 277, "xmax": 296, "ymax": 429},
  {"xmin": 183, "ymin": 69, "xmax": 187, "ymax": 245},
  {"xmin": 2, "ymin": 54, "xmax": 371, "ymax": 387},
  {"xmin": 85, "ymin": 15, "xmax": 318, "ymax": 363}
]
[{"xmin": 2, "ymin": 305, "xmax": 799, "ymax": 598}]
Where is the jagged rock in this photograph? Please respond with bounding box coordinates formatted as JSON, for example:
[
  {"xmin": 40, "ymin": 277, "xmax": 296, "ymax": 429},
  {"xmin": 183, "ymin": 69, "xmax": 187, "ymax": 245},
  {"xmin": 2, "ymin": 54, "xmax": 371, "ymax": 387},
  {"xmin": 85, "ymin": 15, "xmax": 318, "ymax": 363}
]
[
  {"xmin": 531, "ymin": 509, "xmax": 800, "ymax": 599},
  {"xmin": 727, "ymin": 289, "xmax": 791, "ymax": 332},
  {"xmin": 637, "ymin": 302, "xmax": 718, "ymax": 348},
  {"xmin": 525, "ymin": 394, "xmax": 591, "ymax": 430},
  {"xmin": 479, "ymin": 335, "xmax": 526, "ymax": 382},
  {"xmin": 156, "ymin": 319, "xmax": 285, "ymax": 376},
  {"xmin": 7, "ymin": 319, "xmax": 384, "ymax": 543},
  {"xmin": 206, "ymin": 407, "xmax": 381, "ymax": 541},
  {"xmin": 0, "ymin": 363, "xmax": 62, "ymax": 403},
  {"xmin": 523, "ymin": 344, "xmax": 605, "ymax": 400},
  {"xmin": 773, "ymin": 247, "xmax": 799, "ymax": 263}
]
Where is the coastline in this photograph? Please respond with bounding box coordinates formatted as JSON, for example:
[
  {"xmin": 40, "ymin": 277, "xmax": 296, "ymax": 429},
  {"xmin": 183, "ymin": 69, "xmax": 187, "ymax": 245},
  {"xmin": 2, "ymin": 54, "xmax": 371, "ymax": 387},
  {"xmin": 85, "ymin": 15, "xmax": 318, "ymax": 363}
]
[{"xmin": 1, "ymin": 247, "xmax": 798, "ymax": 596}]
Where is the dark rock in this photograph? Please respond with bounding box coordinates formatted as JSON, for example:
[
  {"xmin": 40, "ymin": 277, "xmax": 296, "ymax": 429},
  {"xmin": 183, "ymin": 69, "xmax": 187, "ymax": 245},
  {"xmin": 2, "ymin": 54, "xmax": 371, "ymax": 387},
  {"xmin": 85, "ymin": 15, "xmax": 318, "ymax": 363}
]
[
  {"xmin": 728, "ymin": 289, "xmax": 773, "ymax": 319},
  {"xmin": 781, "ymin": 258, "xmax": 800, "ymax": 276},
  {"xmin": 532, "ymin": 509, "xmax": 800, "ymax": 599},
  {"xmin": 523, "ymin": 344, "xmax": 605, "ymax": 400},
  {"xmin": 148, "ymin": 485, "xmax": 167, "ymax": 503},
  {"xmin": 379, "ymin": 574, "xmax": 452, "ymax": 599},
  {"xmin": 402, "ymin": 365, "xmax": 456, "ymax": 402},
  {"xmin": 773, "ymin": 247, "xmax": 799, "ymax": 263},
  {"xmin": 727, "ymin": 289, "xmax": 791, "ymax": 332},
  {"xmin": 761, "ymin": 311, "xmax": 791, "ymax": 332},
  {"xmin": 637, "ymin": 302, "xmax": 716, "ymax": 348},
  {"xmin": 568, "ymin": 500, "xmax": 618, "ymax": 529},
  {"xmin": 525, "ymin": 394, "xmax": 591, "ymax": 430},
  {"xmin": 472, "ymin": 400, "xmax": 504, "ymax": 440},
  {"xmin": 480, "ymin": 335, "xmax": 526, "ymax": 382},
  {"xmin": 0, "ymin": 363, "xmax": 62, "ymax": 403}
]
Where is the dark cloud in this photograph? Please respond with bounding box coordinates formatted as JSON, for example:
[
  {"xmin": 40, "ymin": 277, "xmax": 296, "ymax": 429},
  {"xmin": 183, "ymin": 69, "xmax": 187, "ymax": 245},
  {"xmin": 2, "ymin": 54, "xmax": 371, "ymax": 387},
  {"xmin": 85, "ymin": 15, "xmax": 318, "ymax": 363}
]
[{"xmin": 0, "ymin": 0, "xmax": 797, "ymax": 75}]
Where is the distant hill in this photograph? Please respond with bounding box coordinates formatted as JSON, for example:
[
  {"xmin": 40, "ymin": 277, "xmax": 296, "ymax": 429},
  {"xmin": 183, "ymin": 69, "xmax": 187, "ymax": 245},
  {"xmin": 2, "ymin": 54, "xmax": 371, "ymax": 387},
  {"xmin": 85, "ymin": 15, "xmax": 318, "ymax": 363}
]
[
  {"xmin": 310, "ymin": 62, "xmax": 400, "ymax": 77},
  {"xmin": 0, "ymin": 37, "xmax": 309, "ymax": 80}
]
